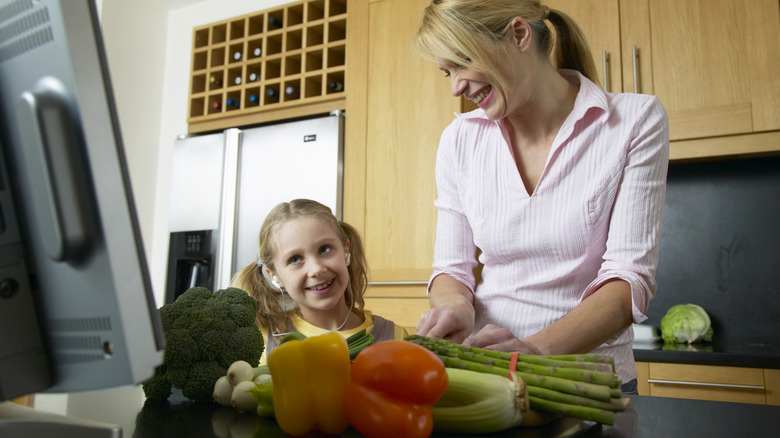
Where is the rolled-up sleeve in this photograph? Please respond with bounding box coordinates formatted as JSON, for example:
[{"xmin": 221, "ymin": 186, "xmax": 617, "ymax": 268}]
[
  {"xmin": 581, "ymin": 96, "xmax": 670, "ymax": 324},
  {"xmin": 429, "ymin": 119, "xmax": 479, "ymax": 295}
]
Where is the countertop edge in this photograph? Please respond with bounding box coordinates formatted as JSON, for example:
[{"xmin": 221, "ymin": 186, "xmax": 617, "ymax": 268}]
[{"xmin": 633, "ymin": 347, "xmax": 780, "ymax": 369}]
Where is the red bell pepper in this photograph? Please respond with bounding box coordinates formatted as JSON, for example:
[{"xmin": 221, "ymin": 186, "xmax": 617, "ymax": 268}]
[{"xmin": 344, "ymin": 340, "xmax": 449, "ymax": 438}]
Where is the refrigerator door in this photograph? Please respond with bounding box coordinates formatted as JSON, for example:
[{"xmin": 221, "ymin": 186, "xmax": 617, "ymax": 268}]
[
  {"xmin": 168, "ymin": 131, "xmax": 226, "ymax": 232},
  {"xmin": 225, "ymin": 113, "xmax": 344, "ymax": 287}
]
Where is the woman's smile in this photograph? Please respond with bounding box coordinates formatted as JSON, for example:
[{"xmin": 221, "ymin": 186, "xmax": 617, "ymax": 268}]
[{"xmin": 471, "ymin": 85, "xmax": 494, "ymax": 108}]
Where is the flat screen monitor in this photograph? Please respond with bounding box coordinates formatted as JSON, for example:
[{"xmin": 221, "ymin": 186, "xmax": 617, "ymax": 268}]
[{"xmin": 0, "ymin": 0, "xmax": 164, "ymax": 411}]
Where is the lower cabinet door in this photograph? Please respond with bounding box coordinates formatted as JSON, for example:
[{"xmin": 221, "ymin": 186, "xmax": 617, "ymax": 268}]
[{"xmin": 636, "ymin": 362, "xmax": 771, "ymax": 404}]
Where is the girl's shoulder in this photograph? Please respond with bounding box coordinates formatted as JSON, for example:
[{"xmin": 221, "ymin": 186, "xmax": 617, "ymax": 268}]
[{"xmin": 367, "ymin": 311, "xmax": 409, "ymax": 341}]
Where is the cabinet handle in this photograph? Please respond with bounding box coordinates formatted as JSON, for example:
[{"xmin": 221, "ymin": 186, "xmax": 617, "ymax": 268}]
[
  {"xmin": 632, "ymin": 45, "xmax": 639, "ymax": 94},
  {"xmin": 368, "ymin": 281, "xmax": 428, "ymax": 286},
  {"xmin": 647, "ymin": 379, "xmax": 765, "ymax": 390},
  {"xmin": 602, "ymin": 50, "xmax": 609, "ymax": 92}
]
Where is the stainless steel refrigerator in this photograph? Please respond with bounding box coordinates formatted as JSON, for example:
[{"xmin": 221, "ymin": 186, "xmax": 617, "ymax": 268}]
[{"xmin": 165, "ymin": 111, "xmax": 344, "ymax": 303}]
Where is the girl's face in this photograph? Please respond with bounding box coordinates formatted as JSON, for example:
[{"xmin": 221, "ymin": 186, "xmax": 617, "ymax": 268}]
[{"xmin": 269, "ymin": 216, "xmax": 350, "ymax": 321}]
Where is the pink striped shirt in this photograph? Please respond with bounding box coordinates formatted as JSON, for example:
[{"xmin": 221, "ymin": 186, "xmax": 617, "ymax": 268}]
[{"xmin": 430, "ymin": 70, "xmax": 669, "ymax": 382}]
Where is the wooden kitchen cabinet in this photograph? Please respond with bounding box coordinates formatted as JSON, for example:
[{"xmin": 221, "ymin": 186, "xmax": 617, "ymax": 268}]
[
  {"xmin": 185, "ymin": 0, "xmax": 349, "ymax": 133},
  {"xmin": 345, "ymin": 0, "xmax": 458, "ymax": 284},
  {"xmin": 549, "ymin": 0, "xmax": 780, "ymax": 160},
  {"xmin": 344, "ymin": 0, "xmax": 474, "ymax": 332},
  {"xmin": 636, "ymin": 361, "xmax": 780, "ymax": 406}
]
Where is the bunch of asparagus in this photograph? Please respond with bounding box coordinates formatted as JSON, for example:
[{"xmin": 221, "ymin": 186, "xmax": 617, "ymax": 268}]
[{"xmin": 405, "ymin": 335, "xmax": 629, "ymax": 425}]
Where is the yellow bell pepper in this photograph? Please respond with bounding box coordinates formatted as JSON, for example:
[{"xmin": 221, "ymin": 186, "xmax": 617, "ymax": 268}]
[{"xmin": 267, "ymin": 331, "xmax": 351, "ymax": 436}]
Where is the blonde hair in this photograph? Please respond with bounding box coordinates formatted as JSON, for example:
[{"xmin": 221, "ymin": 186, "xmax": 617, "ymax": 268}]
[
  {"xmin": 231, "ymin": 199, "xmax": 368, "ymax": 334},
  {"xmin": 414, "ymin": 0, "xmax": 598, "ymax": 92}
]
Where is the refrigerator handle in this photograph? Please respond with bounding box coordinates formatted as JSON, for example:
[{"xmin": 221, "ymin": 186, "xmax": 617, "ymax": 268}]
[{"xmin": 214, "ymin": 128, "xmax": 242, "ymax": 289}]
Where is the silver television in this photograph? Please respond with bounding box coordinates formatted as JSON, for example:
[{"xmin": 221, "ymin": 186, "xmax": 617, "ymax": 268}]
[{"xmin": 0, "ymin": 0, "xmax": 164, "ymax": 416}]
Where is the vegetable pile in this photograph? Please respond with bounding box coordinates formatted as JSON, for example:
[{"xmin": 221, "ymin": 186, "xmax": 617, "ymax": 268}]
[
  {"xmin": 142, "ymin": 287, "xmax": 264, "ymax": 402},
  {"xmin": 157, "ymin": 320, "xmax": 632, "ymax": 436},
  {"xmin": 405, "ymin": 335, "xmax": 629, "ymax": 427},
  {"xmin": 660, "ymin": 303, "xmax": 714, "ymax": 345}
]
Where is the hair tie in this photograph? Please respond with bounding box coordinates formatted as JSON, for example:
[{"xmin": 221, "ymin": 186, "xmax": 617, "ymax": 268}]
[
  {"xmin": 541, "ymin": 5, "xmax": 551, "ymax": 20},
  {"xmin": 256, "ymin": 258, "xmax": 264, "ymax": 268}
]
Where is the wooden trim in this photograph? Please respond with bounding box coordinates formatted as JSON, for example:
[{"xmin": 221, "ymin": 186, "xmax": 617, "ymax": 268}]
[
  {"xmin": 635, "ymin": 361, "xmax": 650, "ymax": 396},
  {"xmin": 669, "ymin": 130, "xmax": 780, "ymax": 162},
  {"xmin": 366, "ymin": 283, "xmax": 428, "ymax": 298},
  {"xmin": 343, "ymin": 0, "xmax": 369, "ymax": 234},
  {"xmin": 618, "ymin": 0, "xmax": 653, "ymax": 95},
  {"xmin": 668, "ymin": 103, "xmax": 753, "ymax": 141},
  {"xmin": 11, "ymin": 395, "xmax": 35, "ymax": 407},
  {"xmin": 766, "ymin": 369, "xmax": 780, "ymax": 406},
  {"xmin": 188, "ymin": 98, "xmax": 345, "ymax": 133}
]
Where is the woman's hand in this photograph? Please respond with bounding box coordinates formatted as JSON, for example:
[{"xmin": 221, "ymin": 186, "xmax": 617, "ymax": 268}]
[
  {"xmin": 463, "ymin": 324, "xmax": 541, "ymax": 355},
  {"xmin": 415, "ymin": 275, "xmax": 475, "ymax": 343},
  {"xmin": 416, "ymin": 304, "xmax": 474, "ymax": 343}
]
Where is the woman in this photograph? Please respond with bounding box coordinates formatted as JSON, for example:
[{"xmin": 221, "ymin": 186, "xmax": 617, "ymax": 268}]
[{"xmin": 412, "ymin": 0, "xmax": 669, "ymax": 391}]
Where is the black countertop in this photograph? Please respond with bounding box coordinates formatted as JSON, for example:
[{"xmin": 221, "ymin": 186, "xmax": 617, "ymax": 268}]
[
  {"xmin": 633, "ymin": 340, "xmax": 780, "ymax": 369},
  {"xmin": 6, "ymin": 388, "xmax": 780, "ymax": 438},
  {"xmin": 133, "ymin": 393, "xmax": 780, "ymax": 438}
]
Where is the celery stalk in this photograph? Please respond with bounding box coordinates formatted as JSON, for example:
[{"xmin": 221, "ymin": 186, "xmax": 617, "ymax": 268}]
[{"xmin": 431, "ymin": 368, "xmax": 527, "ymax": 434}]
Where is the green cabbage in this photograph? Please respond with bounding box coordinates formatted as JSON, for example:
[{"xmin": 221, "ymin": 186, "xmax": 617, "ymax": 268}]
[{"xmin": 660, "ymin": 304, "xmax": 714, "ymax": 344}]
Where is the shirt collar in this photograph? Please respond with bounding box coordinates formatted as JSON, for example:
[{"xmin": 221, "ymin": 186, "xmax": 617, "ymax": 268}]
[{"xmin": 560, "ymin": 69, "xmax": 610, "ymax": 124}]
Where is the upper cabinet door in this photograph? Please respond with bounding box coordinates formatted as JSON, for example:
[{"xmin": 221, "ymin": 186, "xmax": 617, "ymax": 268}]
[
  {"xmin": 624, "ymin": 0, "xmax": 780, "ymax": 141},
  {"xmin": 544, "ymin": 0, "xmax": 623, "ymax": 93},
  {"xmin": 345, "ymin": 0, "xmax": 460, "ymax": 283}
]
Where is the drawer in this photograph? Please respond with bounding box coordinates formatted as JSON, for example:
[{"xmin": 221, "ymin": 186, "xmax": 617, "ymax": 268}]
[
  {"xmin": 646, "ymin": 363, "xmax": 767, "ymax": 404},
  {"xmin": 364, "ymin": 297, "xmax": 429, "ymax": 335}
]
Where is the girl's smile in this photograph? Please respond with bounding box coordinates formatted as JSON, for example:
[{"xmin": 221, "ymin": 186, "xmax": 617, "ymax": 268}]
[{"xmin": 306, "ymin": 278, "xmax": 335, "ymax": 294}]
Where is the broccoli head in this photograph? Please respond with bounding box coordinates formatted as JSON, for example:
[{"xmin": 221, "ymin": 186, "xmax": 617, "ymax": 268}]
[{"xmin": 142, "ymin": 287, "xmax": 264, "ymax": 402}]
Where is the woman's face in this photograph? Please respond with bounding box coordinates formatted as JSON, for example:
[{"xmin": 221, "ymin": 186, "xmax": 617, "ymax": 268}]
[
  {"xmin": 269, "ymin": 216, "xmax": 350, "ymax": 319},
  {"xmin": 438, "ymin": 58, "xmax": 508, "ymax": 121},
  {"xmin": 436, "ymin": 19, "xmax": 536, "ymax": 121}
]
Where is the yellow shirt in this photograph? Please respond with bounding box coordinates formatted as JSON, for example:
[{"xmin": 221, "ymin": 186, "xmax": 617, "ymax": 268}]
[{"xmin": 258, "ymin": 310, "xmax": 408, "ymax": 365}]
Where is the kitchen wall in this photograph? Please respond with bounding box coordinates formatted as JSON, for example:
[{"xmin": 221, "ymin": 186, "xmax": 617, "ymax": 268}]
[
  {"xmin": 645, "ymin": 155, "xmax": 780, "ymax": 347},
  {"xmin": 98, "ymin": 0, "xmax": 288, "ymax": 307}
]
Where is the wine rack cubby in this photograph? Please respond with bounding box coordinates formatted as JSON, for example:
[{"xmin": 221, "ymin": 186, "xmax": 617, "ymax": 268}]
[{"xmin": 187, "ymin": 0, "xmax": 347, "ymax": 133}]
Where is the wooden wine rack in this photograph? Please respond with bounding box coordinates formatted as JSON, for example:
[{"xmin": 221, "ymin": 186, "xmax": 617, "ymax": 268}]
[{"xmin": 187, "ymin": 0, "xmax": 347, "ymax": 133}]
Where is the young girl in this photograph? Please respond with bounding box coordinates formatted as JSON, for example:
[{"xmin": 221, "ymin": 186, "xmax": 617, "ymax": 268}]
[{"xmin": 232, "ymin": 198, "xmax": 408, "ymax": 363}]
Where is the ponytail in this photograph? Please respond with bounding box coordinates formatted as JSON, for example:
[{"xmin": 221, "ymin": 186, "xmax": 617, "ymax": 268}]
[
  {"xmin": 545, "ymin": 9, "xmax": 599, "ymax": 85},
  {"xmin": 340, "ymin": 221, "xmax": 367, "ymax": 316},
  {"xmin": 230, "ymin": 260, "xmax": 290, "ymax": 335}
]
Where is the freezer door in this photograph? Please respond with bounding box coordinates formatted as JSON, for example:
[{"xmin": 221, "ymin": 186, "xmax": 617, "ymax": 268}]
[
  {"xmin": 229, "ymin": 114, "xmax": 344, "ymax": 283},
  {"xmin": 168, "ymin": 131, "xmax": 226, "ymax": 232}
]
